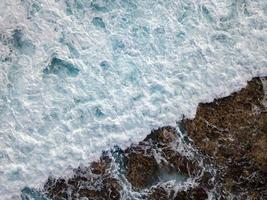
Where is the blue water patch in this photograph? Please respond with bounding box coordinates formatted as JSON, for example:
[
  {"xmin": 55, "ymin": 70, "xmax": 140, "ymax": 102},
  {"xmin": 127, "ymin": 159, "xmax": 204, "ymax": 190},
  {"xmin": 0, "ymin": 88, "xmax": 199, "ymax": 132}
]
[
  {"xmin": 11, "ymin": 29, "xmax": 36, "ymax": 55},
  {"xmin": 21, "ymin": 187, "xmax": 48, "ymax": 200},
  {"xmin": 43, "ymin": 57, "xmax": 80, "ymax": 77},
  {"xmin": 90, "ymin": 1, "xmax": 109, "ymax": 12},
  {"xmin": 112, "ymin": 39, "xmax": 125, "ymax": 51},
  {"xmin": 29, "ymin": 3, "xmax": 41, "ymax": 17},
  {"xmin": 94, "ymin": 107, "xmax": 105, "ymax": 118},
  {"xmin": 100, "ymin": 60, "xmax": 110, "ymax": 70},
  {"xmin": 201, "ymin": 5, "xmax": 213, "ymax": 22},
  {"xmin": 92, "ymin": 17, "xmax": 106, "ymax": 29},
  {"xmin": 212, "ymin": 33, "xmax": 235, "ymax": 47}
]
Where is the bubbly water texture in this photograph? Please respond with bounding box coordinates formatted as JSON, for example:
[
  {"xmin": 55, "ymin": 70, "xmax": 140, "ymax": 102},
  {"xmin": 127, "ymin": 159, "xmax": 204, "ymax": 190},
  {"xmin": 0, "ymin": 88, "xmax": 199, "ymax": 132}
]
[{"xmin": 0, "ymin": 0, "xmax": 266, "ymax": 198}]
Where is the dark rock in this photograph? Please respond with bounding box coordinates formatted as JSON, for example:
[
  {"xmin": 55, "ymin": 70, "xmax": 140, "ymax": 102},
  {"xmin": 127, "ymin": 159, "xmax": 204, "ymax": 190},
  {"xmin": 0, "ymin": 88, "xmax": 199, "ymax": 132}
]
[
  {"xmin": 43, "ymin": 155, "xmax": 122, "ymax": 200},
  {"xmin": 124, "ymin": 127, "xmax": 201, "ymax": 188},
  {"xmin": 149, "ymin": 186, "xmax": 208, "ymax": 200},
  {"xmin": 174, "ymin": 187, "xmax": 208, "ymax": 200},
  {"xmin": 149, "ymin": 186, "xmax": 170, "ymax": 200},
  {"xmin": 182, "ymin": 77, "xmax": 267, "ymax": 198},
  {"xmin": 144, "ymin": 126, "xmax": 177, "ymax": 145},
  {"xmin": 124, "ymin": 139, "xmax": 160, "ymax": 188}
]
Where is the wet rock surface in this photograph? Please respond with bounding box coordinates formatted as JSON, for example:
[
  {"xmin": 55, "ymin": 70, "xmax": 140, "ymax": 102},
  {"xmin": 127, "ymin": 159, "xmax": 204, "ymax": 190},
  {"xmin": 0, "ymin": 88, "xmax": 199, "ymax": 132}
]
[
  {"xmin": 43, "ymin": 154, "xmax": 122, "ymax": 200},
  {"xmin": 182, "ymin": 77, "xmax": 267, "ymax": 199},
  {"xmin": 124, "ymin": 126, "xmax": 200, "ymax": 189},
  {"xmin": 42, "ymin": 77, "xmax": 267, "ymax": 200}
]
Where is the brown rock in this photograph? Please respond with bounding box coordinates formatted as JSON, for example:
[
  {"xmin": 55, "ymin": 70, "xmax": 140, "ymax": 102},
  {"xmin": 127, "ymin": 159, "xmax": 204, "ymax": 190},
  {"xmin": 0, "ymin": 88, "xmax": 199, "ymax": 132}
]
[
  {"xmin": 149, "ymin": 185, "xmax": 208, "ymax": 200},
  {"xmin": 124, "ymin": 127, "xmax": 201, "ymax": 189},
  {"xmin": 144, "ymin": 126, "xmax": 178, "ymax": 145},
  {"xmin": 149, "ymin": 186, "xmax": 170, "ymax": 200},
  {"xmin": 182, "ymin": 77, "xmax": 267, "ymax": 197},
  {"xmin": 174, "ymin": 187, "xmax": 208, "ymax": 200},
  {"xmin": 43, "ymin": 155, "xmax": 122, "ymax": 200},
  {"xmin": 125, "ymin": 151, "xmax": 159, "ymax": 188}
]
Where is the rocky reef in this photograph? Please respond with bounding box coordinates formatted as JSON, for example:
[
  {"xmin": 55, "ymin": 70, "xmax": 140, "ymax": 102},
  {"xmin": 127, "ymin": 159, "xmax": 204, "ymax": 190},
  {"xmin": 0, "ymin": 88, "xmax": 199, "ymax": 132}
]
[
  {"xmin": 39, "ymin": 77, "xmax": 267, "ymax": 200},
  {"xmin": 182, "ymin": 77, "xmax": 267, "ymax": 199}
]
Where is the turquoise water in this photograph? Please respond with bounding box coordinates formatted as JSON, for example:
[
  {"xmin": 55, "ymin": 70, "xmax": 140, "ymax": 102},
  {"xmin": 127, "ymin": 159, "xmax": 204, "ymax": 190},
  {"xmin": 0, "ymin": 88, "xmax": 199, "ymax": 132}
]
[{"xmin": 0, "ymin": 0, "xmax": 266, "ymax": 199}]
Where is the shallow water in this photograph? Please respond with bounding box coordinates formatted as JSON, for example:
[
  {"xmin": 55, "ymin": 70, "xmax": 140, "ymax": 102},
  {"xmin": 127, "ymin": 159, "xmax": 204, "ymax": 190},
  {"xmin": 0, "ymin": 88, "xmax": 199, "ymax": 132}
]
[{"xmin": 0, "ymin": 0, "xmax": 266, "ymax": 199}]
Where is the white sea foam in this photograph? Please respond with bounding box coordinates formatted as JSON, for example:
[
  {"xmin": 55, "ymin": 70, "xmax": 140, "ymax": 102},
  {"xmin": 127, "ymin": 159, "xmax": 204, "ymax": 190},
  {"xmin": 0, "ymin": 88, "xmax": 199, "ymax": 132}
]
[{"xmin": 0, "ymin": 0, "xmax": 266, "ymax": 199}]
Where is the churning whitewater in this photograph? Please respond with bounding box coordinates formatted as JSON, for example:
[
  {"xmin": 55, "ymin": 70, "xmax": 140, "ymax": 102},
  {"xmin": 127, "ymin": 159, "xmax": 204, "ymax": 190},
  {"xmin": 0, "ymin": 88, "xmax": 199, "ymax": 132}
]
[{"xmin": 0, "ymin": 0, "xmax": 266, "ymax": 199}]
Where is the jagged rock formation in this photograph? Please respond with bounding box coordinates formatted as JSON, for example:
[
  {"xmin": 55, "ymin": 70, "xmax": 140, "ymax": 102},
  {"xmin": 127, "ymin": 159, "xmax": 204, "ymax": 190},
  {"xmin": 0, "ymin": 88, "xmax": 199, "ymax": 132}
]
[
  {"xmin": 43, "ymin": 154, "xmax": 122, "ymax": 200},
  {"xmin": 182, "ymin": 77, "xmax": 267, "ymax": 199},
  {"xmin": 41, "ymin": 77, "xmax": 267, "ymax": 200}
]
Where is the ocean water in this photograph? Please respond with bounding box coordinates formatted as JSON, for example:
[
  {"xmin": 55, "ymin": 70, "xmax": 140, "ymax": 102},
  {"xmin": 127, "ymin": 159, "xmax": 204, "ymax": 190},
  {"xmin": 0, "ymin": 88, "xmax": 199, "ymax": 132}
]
[{"xmin": 0, "ymin": 0, "xmax": 266, "ymax": 199}]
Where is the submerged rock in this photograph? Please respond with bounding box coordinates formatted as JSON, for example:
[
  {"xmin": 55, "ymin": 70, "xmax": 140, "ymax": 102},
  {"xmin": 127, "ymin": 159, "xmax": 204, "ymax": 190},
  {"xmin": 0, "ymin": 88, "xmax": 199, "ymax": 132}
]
[
  {"xmin": 43, "ymin": 57, "xmax": 80, "ymax": 77},
  {"xmin": 42, "ymin": 76, "xmax": 267, "ymax": 199}
]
